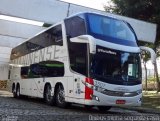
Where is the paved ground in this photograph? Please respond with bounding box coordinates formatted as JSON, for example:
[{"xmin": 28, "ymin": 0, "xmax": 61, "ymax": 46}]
[{"xmin": 0, "ymin": 90, "xmax": 159, "ymax": 121}]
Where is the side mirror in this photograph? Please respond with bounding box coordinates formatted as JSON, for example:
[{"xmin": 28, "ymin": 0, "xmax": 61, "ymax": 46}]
[
  {"xmin": 140, "ymin": 46, "xmax": 156, "ymax": 64},
  {"xmin": 70, "ymin": 35, "xmax": 96, "ymax": 54}
]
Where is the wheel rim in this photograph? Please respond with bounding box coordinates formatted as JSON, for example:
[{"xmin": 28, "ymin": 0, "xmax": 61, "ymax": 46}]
[
  {"xmin": 17, "ymin": 87, "xmax": 20, "ymax": 97},
  {"xmin": 57, "ymin": 86, "xmax": 65, "ymax": 104}
]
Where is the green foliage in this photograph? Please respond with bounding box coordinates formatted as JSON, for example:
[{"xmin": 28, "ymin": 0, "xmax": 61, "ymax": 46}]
[
  {"xmin": 108, "ymin": 0, "xmax": 159, "ymax": 22},
  {"xmin": 147, "ymin": 76, "xmax": 155, "ymax": 83},
  {"xmin": 142, "ymin": 93, "xmax": 160, "ymax": 110}
]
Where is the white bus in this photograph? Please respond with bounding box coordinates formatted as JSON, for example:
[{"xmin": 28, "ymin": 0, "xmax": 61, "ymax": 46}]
[{"xmin": 8, "ymin": 12, "xmax": 142, "ymax": 111}]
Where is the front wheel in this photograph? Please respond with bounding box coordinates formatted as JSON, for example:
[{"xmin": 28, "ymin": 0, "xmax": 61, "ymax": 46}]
[
  {"xmin": 13, "ymin": 87, "xmax": 17, "ymax": 98},
  {"xmin": 16, "ymin": 85, "xmax": 21, "ymax": 98},
  {"xmin": 55, "ymin": 85, "xmax": 69, "ymax": 108},
  {"xmin": 97, "ymin": 106, "xmax": 112, "ymax": 112}
]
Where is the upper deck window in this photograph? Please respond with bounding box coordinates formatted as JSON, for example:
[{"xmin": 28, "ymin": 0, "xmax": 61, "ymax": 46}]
[
  {"xmin": 87, "ymin": 13, "xmax": 137, "ymax": 46},
  {"xmin": 11, "ymin": 24, "xmax": 63, "ymax": 60},
  {"xmin": 65, "ymin": 16, "xmax": 86, "ymax": 38}
]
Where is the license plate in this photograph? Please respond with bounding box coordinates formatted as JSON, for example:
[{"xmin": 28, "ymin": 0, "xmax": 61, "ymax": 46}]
[{"xmin": 116, "ymin": 100, "xmax": 126, "ymax": 104}]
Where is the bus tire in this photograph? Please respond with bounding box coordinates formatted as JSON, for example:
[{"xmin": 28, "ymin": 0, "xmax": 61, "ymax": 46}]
[
  {"xmin": 44, "ymin": 85, "xmax": 55, "ymax": 105},
  {"xmin": 13, "ymin": 90, "xmax": 17, "ymax": 98},
  {"xmin": 16, "ymin": 84, "xmax": 21, "ymax": 98},
  {"xmin": 55, "ymin": 85, "xmax": 68, "ymax": 108},
  {"xmin": 97, "ymin": 106, "xmax": 112, "ymax": 112},
  {"xmin": 12, "ymin": 84, "xmax": 17, "ymax": 98}
]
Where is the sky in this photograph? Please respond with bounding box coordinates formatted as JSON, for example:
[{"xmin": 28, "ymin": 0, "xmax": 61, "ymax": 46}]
[{"xmin": 61, "ymin": 0, "xmax": 111, "ymax": 11}]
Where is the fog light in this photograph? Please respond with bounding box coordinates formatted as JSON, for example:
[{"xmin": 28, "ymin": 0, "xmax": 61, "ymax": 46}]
[
  {"xmin": 96, "ymin": 96, "xmax": 99, "ymax": 101},
  {"xmin": 91, "ymin": 95, "xmax": 100, "ymax": 101}
]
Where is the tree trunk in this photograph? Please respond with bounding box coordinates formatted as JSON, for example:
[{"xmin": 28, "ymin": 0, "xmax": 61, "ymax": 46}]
[
  {"xmin": 153, "ymin": 61, "xmax": 160, "ymax": 92},
  {"xmin": 153, "ymin": 69, "xmax": 157, "ymax": 90},
  {"xmin": 143, "ymin": 61, "xmax": 148, "ymax": 91}
]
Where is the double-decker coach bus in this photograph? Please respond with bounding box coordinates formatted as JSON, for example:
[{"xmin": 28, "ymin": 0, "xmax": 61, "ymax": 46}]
[{"xmin": 8, "ymin": 12, "xmax": 142, "ymax": 111}]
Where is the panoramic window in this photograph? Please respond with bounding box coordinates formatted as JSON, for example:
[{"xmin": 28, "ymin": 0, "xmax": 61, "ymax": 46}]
[
  {"xmin": 26, "ymin": 24, "xmax": 63, "ymax": 53},
  {"xmin": 87, "ymin": 14, "xmax": 136, "ymax": 42},
  {"xmin": 65, "ymin": 16, "xmax": 86, "ymax": 38},
  {"xmin": 11, "ymin": 25, "xmax": 63, "ymax": 60}
]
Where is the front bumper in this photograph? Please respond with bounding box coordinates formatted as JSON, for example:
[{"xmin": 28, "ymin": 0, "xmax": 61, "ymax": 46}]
[{"xmin": 84, "ymin": 91, "xmax": 142, "ymax": 106}]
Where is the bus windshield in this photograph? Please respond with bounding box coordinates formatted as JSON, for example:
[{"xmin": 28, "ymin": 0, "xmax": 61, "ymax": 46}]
[
  {"xmin": 87, "ymin": 13, "xmax": 137, "ymax": 46},
  {"xmin": 90, "ymin": 46, "xmax": 141, "ymax": 85}
]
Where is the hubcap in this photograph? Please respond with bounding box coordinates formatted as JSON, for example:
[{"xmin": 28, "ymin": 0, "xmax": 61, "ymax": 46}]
[{"xmin": 58, "ymin": 87, "xmax": 65, "ymax": 104}]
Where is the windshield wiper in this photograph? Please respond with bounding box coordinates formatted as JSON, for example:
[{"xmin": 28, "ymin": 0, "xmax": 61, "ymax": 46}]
[{"xmin": 91, "ymin": 73, "xmax": 113, "ymax": 79}]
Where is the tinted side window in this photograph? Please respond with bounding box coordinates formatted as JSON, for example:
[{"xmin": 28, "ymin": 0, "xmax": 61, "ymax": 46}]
[
  {"xmin": 28, "ymin": 64, "xmax": 42, "ymax": 78},
  {"xmin": 68, "ymin": 42, "xmax": 88, "ymax": 76},
  {"xmin": 21, "ymin": 66, "xmax": 29, "ymax": 78},
  {"xmin": 39, "ymin": 61, "xmax": 64, "ymax": 77},
  {"xmin": 25, "ymin": 61, "xmax": 64, "ymax": 78},
  {"xmin": 65, "ymin": 16, "xmax": 86, "ymax": 38},
  {"xmin": 44, "ymin": 25, "xmax": 63, "ymax": 46},
  {"xmin": 11, "ymin": 25, "xmax": 63, "ymax": 60}
]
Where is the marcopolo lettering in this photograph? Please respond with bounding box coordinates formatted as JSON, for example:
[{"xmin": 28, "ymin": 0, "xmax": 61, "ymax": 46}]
[{"xmin": 97, "ymin": 48, "xmax": 117, "ymax": 55}]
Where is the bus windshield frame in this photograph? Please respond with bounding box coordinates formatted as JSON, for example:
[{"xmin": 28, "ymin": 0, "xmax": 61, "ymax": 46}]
[{"xmin": 89, "ymin": 46, "xmax": 142, "ymax": 86}]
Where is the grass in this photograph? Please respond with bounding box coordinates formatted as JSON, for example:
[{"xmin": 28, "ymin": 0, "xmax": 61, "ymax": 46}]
[
  {"xmin": 142, "ymin": 91, "xmax": 160, "ymax": 110},
  {"xmin": 118, "ymin": 91, "xmax": 160, "ymax": 113}
]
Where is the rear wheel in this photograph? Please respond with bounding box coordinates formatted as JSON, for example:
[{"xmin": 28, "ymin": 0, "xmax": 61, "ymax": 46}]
[
  {"xmin": 12, "ymin": 85, "xmax": 17, "ymax": 98},
  {"xmin": 97, "ymin": 106, "xmax": 112, "ymax": 112},
  {"xmin": 44, "ymin": 85, "xmax": 55, "ymax": 105},
  {"xmin": 55, "ymin": 85, "xmax": 69, "ymax": 108}
]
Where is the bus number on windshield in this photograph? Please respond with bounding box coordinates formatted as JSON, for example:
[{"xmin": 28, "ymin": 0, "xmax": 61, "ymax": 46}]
[{"xmin": 94, "ymin": 81, "xmax": 105, "ymax": 88}]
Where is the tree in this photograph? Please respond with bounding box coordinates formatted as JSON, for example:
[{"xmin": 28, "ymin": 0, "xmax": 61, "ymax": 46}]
[
  {"xmin": 105, "ymin": 0, "xmax": 160, "ymax": 92},
  {"xmin": 141, "ymin": 50, "xmax": 150, "ymax": 91}
]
